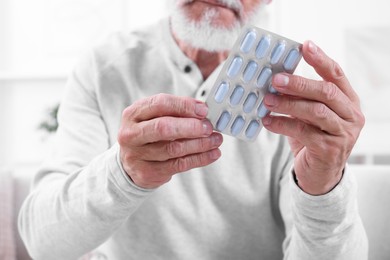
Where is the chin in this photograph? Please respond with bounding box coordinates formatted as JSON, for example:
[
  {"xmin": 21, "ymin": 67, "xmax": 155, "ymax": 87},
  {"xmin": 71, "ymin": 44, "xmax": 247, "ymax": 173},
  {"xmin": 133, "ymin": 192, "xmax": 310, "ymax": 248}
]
[
  {"xmin": 171, "ymin": 7, "xmax": 241, "ymax": 52},
  {"xmin": 170, "ymin": 0, "xmax": 266, "ymax": 51}
]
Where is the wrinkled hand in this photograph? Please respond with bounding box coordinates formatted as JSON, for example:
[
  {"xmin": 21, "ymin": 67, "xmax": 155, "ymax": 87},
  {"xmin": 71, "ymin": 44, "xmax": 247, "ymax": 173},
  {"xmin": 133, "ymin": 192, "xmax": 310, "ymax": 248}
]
[
  {"xmin": 118, "ymin": 94, "xmax": 223, "ymax": 189},
  {"xmin": 261, "ymin": 41, "xmax": 365, "ymax": 195}
]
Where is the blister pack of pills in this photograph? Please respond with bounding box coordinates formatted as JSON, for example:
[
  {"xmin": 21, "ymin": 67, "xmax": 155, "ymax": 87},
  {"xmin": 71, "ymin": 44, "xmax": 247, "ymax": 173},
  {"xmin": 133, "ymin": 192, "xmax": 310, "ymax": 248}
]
[{"xmin": 206, "ymin": 25, "xmax": 302, "ymax": 142}]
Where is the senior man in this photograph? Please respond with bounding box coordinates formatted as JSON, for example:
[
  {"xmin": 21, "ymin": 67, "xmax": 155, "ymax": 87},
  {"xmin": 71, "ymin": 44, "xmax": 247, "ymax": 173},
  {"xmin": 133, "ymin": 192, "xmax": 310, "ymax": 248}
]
[{"xmin": 19, "ymin": 0, "xmax": 368, "ymax": 259}]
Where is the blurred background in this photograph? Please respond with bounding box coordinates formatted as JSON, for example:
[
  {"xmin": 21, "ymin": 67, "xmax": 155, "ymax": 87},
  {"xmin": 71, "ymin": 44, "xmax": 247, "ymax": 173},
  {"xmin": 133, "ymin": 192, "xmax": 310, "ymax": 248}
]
[
  {"xmin": 0, "ymin": 0, "xmax": 389, "ymax": 259},
  {"xmin": 1, "ymin": 0, "xmax": 389, "ymax": 174}
]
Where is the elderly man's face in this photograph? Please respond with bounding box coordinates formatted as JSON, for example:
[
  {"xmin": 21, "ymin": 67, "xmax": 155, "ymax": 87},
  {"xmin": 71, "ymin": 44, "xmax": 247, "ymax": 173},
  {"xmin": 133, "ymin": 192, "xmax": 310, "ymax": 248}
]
[
  {"xmin": 169, "ymin": 0, "xmax": 269, "ymax": 51},
  {"xmin": 175, "ymin": 0, "xmax": 264, "ymax": 28}
]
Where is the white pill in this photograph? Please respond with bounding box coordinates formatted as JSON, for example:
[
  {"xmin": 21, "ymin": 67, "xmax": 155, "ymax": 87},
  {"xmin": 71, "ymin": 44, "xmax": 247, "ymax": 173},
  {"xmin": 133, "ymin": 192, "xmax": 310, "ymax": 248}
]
[
  {"xmin": 255, "ymin": 35, "xmax": 271, "ymax": 59},
  {"xmin": 227, "ymin": 56, "xmax": 243, "ymax": 78},
  {"xmin": 257, "ymin": 67, "xmax": 272, "ymax": 88},
  {"xmin": 231, "ymin": 116, "xmax": 245, "ymax": 136},
  {"xmin": 230, "ymin": 85, "xmax": 245, "ymax": 106},
  {"xmin": 243, "ymin": 61, "xmax": 258, "ymax": 83},
  {"xmin": 243, "ymin": 92, "xmax": 258, "ymax": 113},
  {"xmin": 216, "ymin": 111, "xmax": 231, "ymax": 131},
  {"xmin": 245, "ymin": 120, "xmax": 260, "ymax": 139},
  {"xmin": 257, "ymin": 101, "xmax": 269, "ymax": 118},
  {"xmin": 240, "ymin": 31, "xmax": 257, "ymax": 53},
  {"xmin": 283, "ymin": 48, "xmax": 300, "ymax": 71},
  {"xmin": 270, "ymin": 42, "xmax": 286, "ymax": 65},
  {"xmin": 214, "ymin": 82, "xmax": 229, "ymax": 103}
]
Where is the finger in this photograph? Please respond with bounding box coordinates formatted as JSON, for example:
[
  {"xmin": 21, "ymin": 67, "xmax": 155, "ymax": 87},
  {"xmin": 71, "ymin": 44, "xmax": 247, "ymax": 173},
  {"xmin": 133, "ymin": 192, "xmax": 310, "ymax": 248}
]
[
  {"xmin": 123, "ymin": 93, "xmax": 208, "ymax": 122},
  {"xmin": 131, "ymin": 148, "xmax": 222, "ymax": 188},
  {"xmin": 142, "ymin": 133, "xmax": 223, "ymax": 161},
  {"xmin": 262, "ymin": 115, "xmax": 353, "ymax": 174},
  {"xmin": 262, "ymin": 115, "xmax": 326, "ymax": 150},
  {"xmin": 271, "ymin": 74, "xmax": 356, "ymax": 121},
  {"xmin": 263, "ymin": 93, "xmax": 343, "ymax": 134},
  {"xmin": 124, "ymin": 117, "xmax": 214, "ymax": 145},
  {"xmin": 153, "ymin": 148, "xmax": 222, "ymax": 176},
  {"xmin": 301, "ymin": 40, "xmax": 360, "ymax": 104}
]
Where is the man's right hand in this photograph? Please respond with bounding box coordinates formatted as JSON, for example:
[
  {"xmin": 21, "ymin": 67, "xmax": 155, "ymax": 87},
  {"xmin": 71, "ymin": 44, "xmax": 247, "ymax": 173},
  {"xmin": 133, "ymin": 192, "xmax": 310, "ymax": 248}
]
[{"xmin": 117, "ymin": 93, "xmax": 223, "ymax": 189}]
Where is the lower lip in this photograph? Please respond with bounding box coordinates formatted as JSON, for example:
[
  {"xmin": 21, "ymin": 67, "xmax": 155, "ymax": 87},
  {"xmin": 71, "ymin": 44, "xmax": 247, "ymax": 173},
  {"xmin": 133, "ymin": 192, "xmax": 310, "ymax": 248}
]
[
  {"xmin": 194, "ymin": 0, "xmax": 232, "ymax": 11},
  {"xmin": 183, "ymin": 0, "xmax": 240, "ymax": 22}
]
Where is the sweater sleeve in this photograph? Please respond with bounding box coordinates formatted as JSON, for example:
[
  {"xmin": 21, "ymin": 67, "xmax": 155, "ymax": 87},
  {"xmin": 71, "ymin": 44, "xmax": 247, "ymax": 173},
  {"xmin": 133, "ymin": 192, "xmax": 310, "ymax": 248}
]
[
  {"xmin": 279, "ymin": 165, "xmax": 369, "ymax": 260},
  {"xmin": 18, "ymin": 50, "xmax": 154, "ymax": 260}
]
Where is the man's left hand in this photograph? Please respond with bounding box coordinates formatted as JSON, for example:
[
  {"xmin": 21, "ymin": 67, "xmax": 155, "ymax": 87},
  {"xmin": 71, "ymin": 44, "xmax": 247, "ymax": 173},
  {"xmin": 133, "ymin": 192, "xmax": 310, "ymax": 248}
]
[{"xmin": 261, "ymin": 41, "xmax": 365, "ymax": 195}]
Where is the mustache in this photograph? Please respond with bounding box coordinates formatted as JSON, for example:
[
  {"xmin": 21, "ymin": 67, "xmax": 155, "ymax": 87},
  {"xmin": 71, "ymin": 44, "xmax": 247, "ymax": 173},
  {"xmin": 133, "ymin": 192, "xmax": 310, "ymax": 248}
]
[{"xmin": 178, "ymin": 0, "xmax": 244, "ymax": 14}]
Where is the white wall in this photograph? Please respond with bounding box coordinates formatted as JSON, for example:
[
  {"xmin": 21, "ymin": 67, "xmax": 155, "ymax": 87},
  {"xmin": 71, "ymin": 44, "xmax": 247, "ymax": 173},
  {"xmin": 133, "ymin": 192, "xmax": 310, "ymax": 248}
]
[
  {"xmin": 1, "ymin": 0, "xmax": 390, "ymax": 168},
  {"xmin": 0, "ymin": 0, "xmax": 168, "ymax": 169},
  {"xmin": 0, "ymin": 0, "xmax": 11, "ymax": 71},
  {"xmin": 2, "ymin": 0, "xmax": 168, "ymax": 74},
  {"xmin": 0, "ymin": 78, "xmax": 64, "ymax": 166}
]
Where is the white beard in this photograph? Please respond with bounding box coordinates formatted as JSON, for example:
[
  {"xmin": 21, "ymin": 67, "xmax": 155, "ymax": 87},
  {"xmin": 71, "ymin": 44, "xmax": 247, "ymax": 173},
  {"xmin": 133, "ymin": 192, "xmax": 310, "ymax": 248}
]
[{"xmin": 169, "ymin": 0, "xmax": 265, "ymax": 52}]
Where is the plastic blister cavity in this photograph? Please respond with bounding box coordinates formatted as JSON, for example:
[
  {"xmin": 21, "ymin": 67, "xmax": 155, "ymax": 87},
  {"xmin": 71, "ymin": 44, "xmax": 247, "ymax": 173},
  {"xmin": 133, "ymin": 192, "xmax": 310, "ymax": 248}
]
[{"xmin": 206, "ymin": 25, "xmax": 302, "ymax": 141}]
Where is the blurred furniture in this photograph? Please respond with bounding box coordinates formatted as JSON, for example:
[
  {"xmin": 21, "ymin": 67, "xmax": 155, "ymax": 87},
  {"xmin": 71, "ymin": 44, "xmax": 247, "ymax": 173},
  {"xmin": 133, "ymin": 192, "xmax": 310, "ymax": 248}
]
[
  {"xmin": 0, "ymin": 170, "xmax": 17, "ymax": 260},
  {"xmin": 0, "ymin": 166, "xmax": 33, "ymax": 260},
  {"xmin": 1, "ymin": 165, "xmax": 390, "ymax": 260},
  {"xmin": 350, "ymin": 165, "xmax": 390, "ymax": 260}
]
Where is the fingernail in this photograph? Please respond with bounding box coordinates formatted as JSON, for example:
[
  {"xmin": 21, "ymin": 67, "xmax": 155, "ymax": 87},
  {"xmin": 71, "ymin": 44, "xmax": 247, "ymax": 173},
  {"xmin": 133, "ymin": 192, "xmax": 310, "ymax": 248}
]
[
  {"xmin": 210, "ymin": 149, "xmax": 221, "ymax": 160},
  {"xmin": 211, "ymin": 134, "xmax": 223, "ymax": 146},
  {"xmin": 308, "ymin": 41, "xmax": 317, "ymax": 55},
  {"xmin": 274, "ymin": 74, "xmax": 289, "ymax": 87},
  {"xmin": 202, "ymin": 120, "xmax": 213, "ymax": 135},
  {"xmin": 262, "ymin": 116, "xmax": 272, "ymax": 126},
  {"xmin": 195, "ymin": 103, "xmax": 208, "ymax": 117}
]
